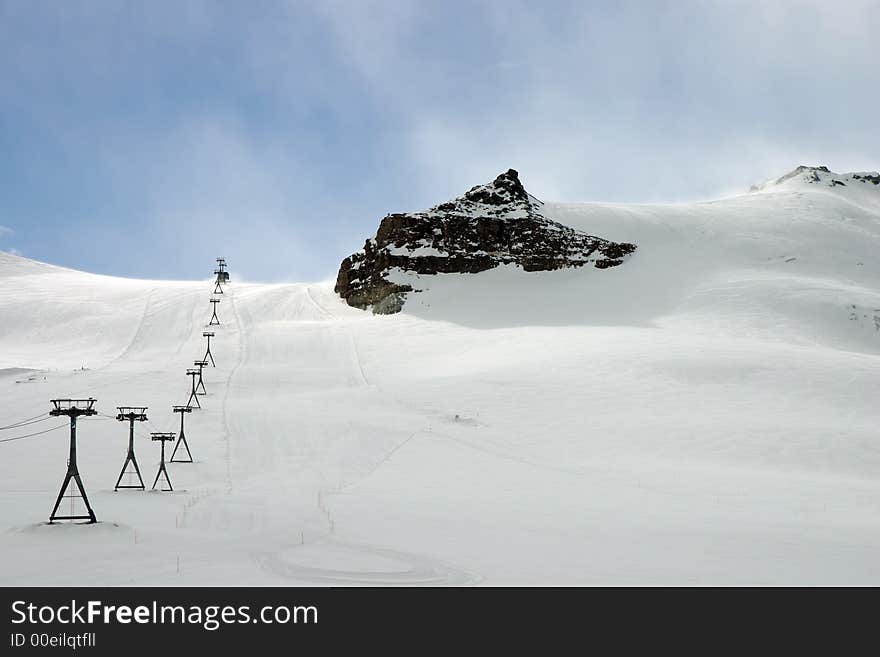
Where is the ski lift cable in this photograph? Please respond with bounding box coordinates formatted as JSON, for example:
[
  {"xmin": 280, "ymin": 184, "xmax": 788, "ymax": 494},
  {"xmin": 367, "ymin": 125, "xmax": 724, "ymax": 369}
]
[
  {"xmin": 0, "ymin": 412, "xmax": 51, "ymax": 431},
  {"xmin": 0, "ymin": 416, "xmax": 51, "ymax": 431},
  {"xmin": 0, "ymin": 423, "xmax": 67, "ymax": 444}
]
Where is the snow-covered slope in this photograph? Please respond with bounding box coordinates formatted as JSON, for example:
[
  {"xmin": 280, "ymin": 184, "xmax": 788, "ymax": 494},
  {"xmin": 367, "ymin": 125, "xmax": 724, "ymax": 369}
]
[{"xmin": 2, "ymin": 166, "xmax": 880, "ymax": 585}]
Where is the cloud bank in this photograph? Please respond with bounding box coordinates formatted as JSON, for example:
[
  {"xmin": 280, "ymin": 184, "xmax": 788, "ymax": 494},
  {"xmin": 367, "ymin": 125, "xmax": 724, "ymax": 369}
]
[{"xmin": 0, "ymin": 0, "xmax": 877, "ymax": 280}]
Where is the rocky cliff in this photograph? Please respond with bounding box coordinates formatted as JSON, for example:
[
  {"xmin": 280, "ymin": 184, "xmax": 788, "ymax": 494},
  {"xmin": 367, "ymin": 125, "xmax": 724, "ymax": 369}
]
[{"xmin": 335, "ymin": 169, "xmax": 637, "ymax": 314}]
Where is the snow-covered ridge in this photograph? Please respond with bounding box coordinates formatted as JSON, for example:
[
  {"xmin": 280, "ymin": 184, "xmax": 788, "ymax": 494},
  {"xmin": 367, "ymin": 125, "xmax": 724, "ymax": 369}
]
[{"xmin": 750, "ymin": 165, "xmax": 880, "ymax": 192}]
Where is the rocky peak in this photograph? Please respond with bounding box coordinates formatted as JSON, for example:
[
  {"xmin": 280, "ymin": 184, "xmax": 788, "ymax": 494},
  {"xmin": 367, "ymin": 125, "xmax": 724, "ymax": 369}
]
[
  {"xmin": 429, "ymin": 168, "xmax": 540, "ymax": 219},
  {"xmin": 335, "ymin": 169, "xmax": 637, "ymax": 314},
  {"xmin": 462, "ymin": 168, "xmax": 531, "ymax": 205}
]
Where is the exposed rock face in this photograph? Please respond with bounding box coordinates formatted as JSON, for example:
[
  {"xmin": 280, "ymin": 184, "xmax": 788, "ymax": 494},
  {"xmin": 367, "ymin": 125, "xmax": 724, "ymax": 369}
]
[
  {"xmin": 853, "ymin": 173, "xmax": 880, "ymax": 185},
  {"xmin": 335, "ymin": 169, "xmax": 637, "ymax": 313}
]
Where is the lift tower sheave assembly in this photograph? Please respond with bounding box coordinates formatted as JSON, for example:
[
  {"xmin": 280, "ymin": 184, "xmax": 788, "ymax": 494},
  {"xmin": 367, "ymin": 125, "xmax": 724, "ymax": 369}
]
[
  {"xmin": 151, "ymin": 433, "xmax": 176, "ymax": 491},
  {"xmin": 114, "ymin": 406, "xmax": 148, "ymax": 491},
  {"xmin": 208, "ymin": 298, "xmax": 221, "ymax": 326},
  {"xmin": 170, "ymin": 405, "xmax": 193, "ymax": 463},
  {"xmin": 48, "ymin": 398, "xmax": 98, "ymax": 524},
  {"xmin": 186, "ymin": 369, "xmax": 202, "ymax": 409},
  {"xmin": 194, "ymin": 360, "xmax": 208, "ymax": 396},
  {"xmin": 203, "ymin": 332, "xmax": 216, "ymax": 367}
]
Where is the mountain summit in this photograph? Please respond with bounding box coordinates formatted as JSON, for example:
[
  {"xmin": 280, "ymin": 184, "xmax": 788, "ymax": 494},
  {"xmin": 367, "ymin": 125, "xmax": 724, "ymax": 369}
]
[
  {"xmin": 750, "ymin": 165, "xmax": 880, "ymax": 192},
  {"xmin": 443, "ymin": 168, "xmax": 539, "ymax": 215},
  {"xmin": 335, "ymin": 169, "xmax": 637, "ymax": 313}
]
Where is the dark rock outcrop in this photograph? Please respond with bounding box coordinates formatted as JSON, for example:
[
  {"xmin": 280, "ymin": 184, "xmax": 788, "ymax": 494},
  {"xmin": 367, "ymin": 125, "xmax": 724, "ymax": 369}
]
[
  {"xmin": 335, "ymin": 169, "xmax": 637, "ymax": 313},
  {"xmin": 854, "ymin": 173, "xmax": 880, "ymax": 185}
]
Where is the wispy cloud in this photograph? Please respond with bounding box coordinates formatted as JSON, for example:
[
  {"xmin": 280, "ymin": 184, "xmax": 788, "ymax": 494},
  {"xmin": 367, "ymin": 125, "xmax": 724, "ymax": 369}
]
[{"xmin": 0, "ymin": 1, "xmax": 877, "ymax": 278}]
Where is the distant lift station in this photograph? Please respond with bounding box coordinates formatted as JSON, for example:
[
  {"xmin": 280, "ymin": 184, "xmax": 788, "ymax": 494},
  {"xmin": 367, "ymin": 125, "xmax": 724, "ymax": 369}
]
[
  {"xmin": 213, "ymin": 257, "xmax": 229, "ymax": 294},
  {"xmin": 215, "ymin": 257, "xmax": 229, "ymax": 281},
  {"xmin": 48, "ymin": 398, "xmax": 98, "ymax": 524},
  {"xmin": 114, "ymin": 406, "xmax": 148, "ymax": 491}
]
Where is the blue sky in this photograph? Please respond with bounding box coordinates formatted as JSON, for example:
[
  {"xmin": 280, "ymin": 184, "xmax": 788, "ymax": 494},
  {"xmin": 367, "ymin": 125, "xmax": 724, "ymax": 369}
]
[{"xmin": 1, "ymin": 0, "xmax": 877, "ymax": 281}]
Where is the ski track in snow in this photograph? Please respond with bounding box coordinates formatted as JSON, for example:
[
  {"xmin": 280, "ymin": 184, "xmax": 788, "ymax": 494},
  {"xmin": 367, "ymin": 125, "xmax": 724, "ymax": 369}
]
[
  {"xmin": 305, "ymin": 284, "xmax": 369, "ymax": 386},
  {"xmin": 104, "ymin": 288, "xmax": 157, "ymax": 369},
  {"xmin": 220, "ymin": 287, "xmax": 244, "ymax": 495},
  {"xmin": 255, "ymin": 537, "xmax": 478, "ymax": 585}
]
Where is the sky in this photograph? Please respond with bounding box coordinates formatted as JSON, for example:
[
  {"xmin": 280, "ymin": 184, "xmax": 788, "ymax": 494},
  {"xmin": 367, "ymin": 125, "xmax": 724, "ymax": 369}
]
[{"xmin": 0, "ymin": 0, "xmax": 878, "ymax": 282}]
